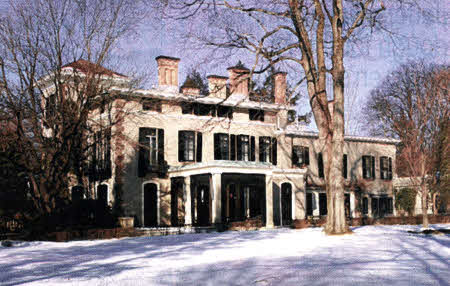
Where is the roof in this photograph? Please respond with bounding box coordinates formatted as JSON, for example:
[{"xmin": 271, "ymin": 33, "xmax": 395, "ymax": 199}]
[
  {"xmin": 62, "ymin": 59, "xmax": 127, "ymax": 78},
  {"xmin": 282, "ymin": 125, "xmax": 401, "ymax": 144}
]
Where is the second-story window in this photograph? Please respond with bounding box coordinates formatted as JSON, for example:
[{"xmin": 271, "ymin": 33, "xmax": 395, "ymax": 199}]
[
  {"xmin": 138, "ymin": 127, "xmax": 164, "ymax": 177},
  {"xmin": 318, "ymin": 153, "xmax": 324, "ymax": 178},
  {"xmin": 249, "ymin": 109, "xmax": 264, "ymax": 121},
  {"xmin": 178, "ymin": 131, "xmax": 202, "ymax": 162},
  {"xmin": 214, "ymin": 133, "xmax": 255, "ymax": 161},
  {"xmin": 362, "ymin": 155, "xmax": 376, "ymax": 179},
  {"xmin": 214, "ymin": 133, "xmax": 229, "ymax": 160},
  {"xmin": 259, "ymin": 136, "xmax": 277, "ymax": 165},
  {"xmin": 142, "ymin": 99, "xmax": 162, "ymax": 112},
  {"xmin": 380, "ymin": 156, "xmax": 392, "ymax": 180},
  {"xmin": 90, "ymin": 128, "xmax": 112, "ymax": 181},
  {"xmin": 217, "ymin": 105, "xmax": 233, "ymax": 119},
  {"xmin": 237, "ymin": 135, "xmax": 249, "ymax": 161},
  {"xmin": 292, "ymin": 146, "xmax": 309, "ymax": 167}
]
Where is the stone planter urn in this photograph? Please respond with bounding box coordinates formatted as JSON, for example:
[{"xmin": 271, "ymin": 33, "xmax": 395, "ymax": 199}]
[{"xmin": 118, "ymin": 217, "xmax": 134, "ymax": 228}]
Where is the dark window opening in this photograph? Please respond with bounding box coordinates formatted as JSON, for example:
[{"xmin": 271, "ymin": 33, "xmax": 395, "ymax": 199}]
[
  {"xmin": 217, "ymin": 105, "xmax": 233, "ymax": 119},
  {"xmin": 319, "ymin": 193, "xmax": 327, "ymax": 216},
  {"xmin": 142, "ymin": 99, "xmax": 162, "ymax": 112},
  {"xmin": 237, "ymin": 135, "xmax": 250, "ymax": 161},
  {"xmin": 214, "ymin": 133, "xmax": 255, "ymax": 161},
  {"xmin": 292, "ymin": 146, "xmax": 309, "ymax": 167},
  {"xmin": 138, "ymin": 127, "xmax": 165, "ymax": 177},
  {"xmin": 362, "ymin": 155, "xmax": 376, "ymax": 179},
  {"xmin": 90, "ymin": 129, "xmax": 111, "ymax": 181},
  {"xmin": 318, "ymin": 153, "xmax": 324, "ymax": 178},
  {"xmin": 287, "ymin": 110, "xmax": 296, "ymax": 122},
  {"xmin": 362, "ymin": 197, "xmax": 368, "ymax": 215},
  {"xmin": 178, "ymin": 131, "xmax": 202, "ymax": 162},
  {"xmin": 259, "ymin": 136, "xmax": 277, "ymax": 164},
  {"xmin": 249, "ymin": 109, "xmax": 264, "ymax": 121},
  {"xmin": 194, "ymin": 103, "xmax": 216, "ymax": 116},
  {"xmin": 380, "ymin": 156, "xmax": 392, "ymax": 180},
  {"xmin": 181, "ymin": 102, "xmax": 194, "ymax": 114}
]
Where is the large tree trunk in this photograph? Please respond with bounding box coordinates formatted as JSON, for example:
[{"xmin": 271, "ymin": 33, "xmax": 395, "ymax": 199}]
[
  {"xmin": 421, "ymin": 184, "xmax": 429, "ymax": 228},
  {"xmin": 324, "ymin": 0, "xmax": 349, "ymax": 235}
]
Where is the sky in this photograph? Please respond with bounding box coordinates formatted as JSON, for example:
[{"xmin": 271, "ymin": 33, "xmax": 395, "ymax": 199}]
[{"xmin": 1, "ymin": 0, "xmax": 449, "ymax": 135}]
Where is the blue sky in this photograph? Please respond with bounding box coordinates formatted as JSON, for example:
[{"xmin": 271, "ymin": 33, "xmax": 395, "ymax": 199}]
[{"xmin": 1, "ymin": 0, "xmax": 448, "ymax": 134}]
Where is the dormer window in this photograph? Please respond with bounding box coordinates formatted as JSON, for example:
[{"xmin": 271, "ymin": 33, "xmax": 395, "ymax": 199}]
[
  {"xmin": 249, "ymin": 109, "xmax": 264, "ymax": 121},
  {"xmin": 142, "ymin": 99, "xmax": 162, "ymax": 112}
]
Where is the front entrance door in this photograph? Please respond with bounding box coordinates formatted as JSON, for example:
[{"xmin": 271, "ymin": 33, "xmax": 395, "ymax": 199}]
[
  {"xmin": 196, "ymin": 185, "xmax": 210, "ymax": 226},
  {"xmin": 281, "ymin": 183, "xmax": 292, "ymax": 226},
  {"xmin": 144, "ymin": 183, "xmax": 158, "ymax": 227}
]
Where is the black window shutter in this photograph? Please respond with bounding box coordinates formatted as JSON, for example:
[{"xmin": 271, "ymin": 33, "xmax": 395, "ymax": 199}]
[
  {"xmin": 271, "ymin": 137, "xmax": 277, "ymax": 165},
  {"xmin": 343, "ymin": 154, "xmax": 347, "ymax": 179},
  {"xmin": 292, "ymin": 146, "xmax": 298, "ymax": 167},
  {"xmin": 362, "ymin": 156, "xmax": 367, "ymax": 179},
  {"xmin": 158, "ymin": 129, "xmax": 164, "ymax": 166},
  {"xmin": 371, "ymin": 156, "xmax": 375, "ymax": 179},
  {"xmin": 250, "ymin": 136, "xmax": 255, "ymax": 161},
  {"xmin": 318, "ymin": 153, "xmax": 324, "ymax": 178},
  {"xmin": 305, "ymin": 147, "xmax": 310, "ymax": 165},
  {"xmin": 237, "ymin": 135, "xmax": 243, "ymax": 160},
  {"xmin": 138, "ymin": 128, "xmax": 150, "ymax": 177},
  {"xmin": 214, "ymin": 133, "xmax": 220, "ymax": 160},
  {"xmin": 388, "ymin": 157, "xmax": 392, "ymax": 180},
  {"xmin": 105, "ymin": 129, "xmax": 112, "ymax": 178},
  {"xmin": 230, "ymin": 134, "xmax": 236, "ymax": 161},
  {"xmin": 380, "ymin": 157, "xmax": 384, "ymax": 179},
  {"xmin": 178, "ymin": 131, "xmax": 185, "ymax": 162},
  {"xmin": 196, "ymin": 132, "xmax": 202, "ymax": 162},
  {"xmin": 259, "ymin": 137, "xmax": 264, "ymax": 162}
]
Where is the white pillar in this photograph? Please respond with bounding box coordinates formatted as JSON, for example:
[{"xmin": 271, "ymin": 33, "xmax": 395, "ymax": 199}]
[
  {"xmin": 265, "ymin": 175, "xmax": 274, "ymax": 228},
  {"xmin": 184, "ymin": 176, "xmax": 192, "ymax": 226},
  {"xmin": 350, "ymin": 192, "xmax": 356, "ymax": 218},
  {"xmin": 368, "ymin": 196, "xmax": 372, "ymax": 218},
  {"xmin": 313, "ymin": 192, "xmax": 320, "ymax": 217},
  {"xmin": 211, "ymin": 173, "xmax": 222, "ymax": 224}
]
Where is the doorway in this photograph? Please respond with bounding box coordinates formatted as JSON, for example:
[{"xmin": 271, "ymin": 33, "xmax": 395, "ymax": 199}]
[{"xmin": 144, "ymin": 183, "xmax": 158, "ymax": 227}]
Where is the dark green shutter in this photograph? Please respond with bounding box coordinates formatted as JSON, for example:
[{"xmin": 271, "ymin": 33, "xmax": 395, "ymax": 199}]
[
  {"xmin": 388, "ymin": 157, "xmax": 392, "ymax": 180},
  {"xmin": 138, "ymin": 128, "xmax": 150, "ymax": 177},
  {"xmin": 318, "ymin": 153, "xmax": 324, "ymax": 178},
  {"xmin": 292, "ymin": 146, "xmax": 298, "ymax": 167},
  {"xmin": 250, "ymin": 136, "xmax": 255, "ymax": 161},
  {"xmin": 362, "ymin": 156, "xmax": 367, "ymax": 179},
  {"xmin": 158, "ymin": 129, "xmax": 164, "ymax": 166},
  {"xmin": 271, "ymin": 138, "xmax": 277, "ymax": 165},
  {"xmin": 259, "ymin": 137, "xmax": 264, "ymax": 162},
  {"xmin": 230, "ymin": 134, "xmax": 236, "ymax": 161},
  {"xmin": 178, "ymin": 131, "xmax": 185, "ymax": 162},
  {"xmin": 371, "ymin": 156, "xmax": 375, "ymax": 179},
  {"xmin": 343, "ymin": 154, "xmax": 347, "ymax": 179},
  {"xmin": 305, "ymin": 147, "xmax": 310, "ymax": 165},
  {"xmin": 196, "ymin": 132, "xmax": 202, "ymax": 162},
  {"xmin": 237, "ymin": 135, "xmax": 243, "ymax": 160},
  {"xmin": 214, "ymin": 133, "xmax": 220, "ymax": 160}
]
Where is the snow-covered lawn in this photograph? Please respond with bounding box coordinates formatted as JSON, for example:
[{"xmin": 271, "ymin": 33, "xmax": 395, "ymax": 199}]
[{"xmin": 1, "ymin": 224, "xmax": 449, "ymax": 286}]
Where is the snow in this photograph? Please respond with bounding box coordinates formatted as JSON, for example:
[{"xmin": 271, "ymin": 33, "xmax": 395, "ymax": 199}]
[{"xmin": 1, "ymin": 224, "xmax": 449, "ymax": 286}]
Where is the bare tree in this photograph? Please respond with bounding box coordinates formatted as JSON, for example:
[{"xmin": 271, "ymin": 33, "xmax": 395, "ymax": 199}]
[
  {"xmin": 365, "ymin": 62, "xmax": 449, "ymax": 228},
  {"xmin": 0, "ymin": 0, "xmax": 145, "ymax": 218},
  {"xmin": 158, "ymin": 0, "xmax": 431, "ymax": 234}
]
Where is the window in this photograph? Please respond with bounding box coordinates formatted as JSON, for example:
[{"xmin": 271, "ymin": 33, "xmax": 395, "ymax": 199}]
[
  {"xmin": 362, "ymin": 197, "xmax": 368, "ymax": 215},
  {"xmin": 214, "ymin": 133, "xmax": 255, "ymax": 161},
  {"xmin": 217, "ymin": 105, "xmax": 233, "ymax": 119},
  {"xmin": 380, "ymin": 156, "xmax": 392, "ymax": 180},
  {"xmin": 182, "ymin": 102, "xmax": 216, "ymax": 116},
  {"xmin": 249, "ymin": 109, "xmax": 264, "ymax": 121},
  {"xmin": 362, "ymin": 155, "xmax": 375, "ymax": 179},
  {"xmin": 259, "ymin": 136, "xmax": 277, "ymax": 165},
  {"xmin": 287, "ymin": 110, "xmax": 296, "ymax": 122},
  {"xmin": 292, "ymin": 146, "xmax": 309, "ymax": 167},
  {"xmin": 178, "ymin": 131, "xmax": 202, "ymax": 162},
  {"xmin": 343, "ymin": 154, "xmax": 348, "ymax": 179},
  {"xmin": 138, "ymin": 127, "xmax": 164, "ymax": 177},
  {"xmin": 142, "ymin": 99, "xmax": 162, "ymax": 112},
  {"xmin": 181, "ymin": 102, "xmax": 194, "ymax": 114},
  {"xmin": 237, "ymin": 135, "xmax": 249, "ymax": 161},
  {"xmin": 90, "ymin": 129, "xmax": 111, "ymax": 181},
  {"xmin": 318, "ymin": 153, "xmax": 324, "ymax": 178}
]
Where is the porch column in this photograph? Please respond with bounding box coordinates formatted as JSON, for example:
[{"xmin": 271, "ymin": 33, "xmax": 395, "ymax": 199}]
[
  {"xmin": 211, "ymin": 172, "xmax": 222, "ymax": 224},
  {"xmin": 393, "ymin": 192, "xmax": 397, "ymax": 216},
  {"xmin": 265, "ymin": 175, "xmax": 274, "ymax": 228},
  {"xmin": 313, "ymin": 192, "xmax": 320, "ymax": 217},
  {"xmin": 350, "ymin": 192, "xmax": 356, "ymax": 218},
  {"xmin": 368, "ymin": 196, "xmax": 372, "ymax": 218},
  {"xmin": 184, "ymin": 176, "xmax": 192, "ymax": 226}
]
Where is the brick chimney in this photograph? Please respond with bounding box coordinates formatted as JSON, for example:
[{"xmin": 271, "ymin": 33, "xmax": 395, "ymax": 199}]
[
  {"xmin": 155, "ymin": 56, "xmax": 180, "ymax": 91},
  {"xmin": 274, "ymin": 72, "xmax": 287, "ymax": 105},
  {"xmin": 227, "ymin": 64, "xmax": 250, "ymax": 98},
  {"xmin": 207, "ymin": 75, "xmax": 228, "ymax": 99}
]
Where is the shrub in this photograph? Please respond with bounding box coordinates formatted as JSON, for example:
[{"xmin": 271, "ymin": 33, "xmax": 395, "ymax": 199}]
[{"xmin": 395, "ymin": 188, "xmax": 416, "ymax": 216}]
